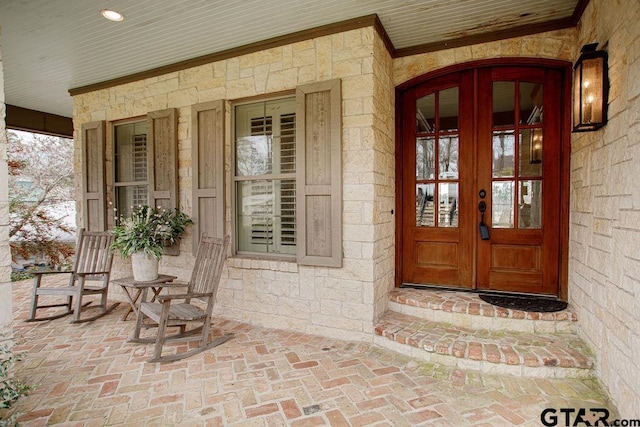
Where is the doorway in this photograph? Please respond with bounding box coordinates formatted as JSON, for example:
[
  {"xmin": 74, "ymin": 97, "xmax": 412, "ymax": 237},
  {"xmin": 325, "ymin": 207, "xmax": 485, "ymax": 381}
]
[{"xmin": 396, "ymin": 61, "xmax": 570, "ymax": 296}]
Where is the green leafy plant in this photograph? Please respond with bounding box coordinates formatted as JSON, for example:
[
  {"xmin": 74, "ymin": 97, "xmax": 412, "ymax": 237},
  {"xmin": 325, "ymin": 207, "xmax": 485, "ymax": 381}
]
[
  {"xmin": 9, "ymin": 272, "xmax": 33, "ymax": 283},
  {"xmin": 110, "ymin": 205, "xmax": 193, "ymax": 259},
  {"xmin": 0, "ymin": 339, "xmax": 31, "ymax": 427}
]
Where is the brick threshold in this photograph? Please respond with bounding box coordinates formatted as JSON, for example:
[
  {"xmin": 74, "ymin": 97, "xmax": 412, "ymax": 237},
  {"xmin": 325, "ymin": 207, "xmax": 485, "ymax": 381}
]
[
  {"xmin": 375, "ymin": 288, "xmax": 594, "ymax": 378},
  {"xmin": 391, "ymin": 287, "xmax": 578, "ymax": 322}
]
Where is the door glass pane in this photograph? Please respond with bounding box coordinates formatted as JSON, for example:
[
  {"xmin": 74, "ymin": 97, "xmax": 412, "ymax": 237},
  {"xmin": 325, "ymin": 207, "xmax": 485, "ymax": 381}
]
[
  {"xmin": 520, "ymin": 82, "xmax": 543, "ymax": 124},
  {"xmin": 416, "ymin": 94, "xmax": 435, "ymax": 132},
  {"xmin": 439, "ymin": 135, "xmax": 458, "ymax": 179},
  {"xmin": 492, "ymin": 181, "xmax": 514, "ymax": 228},
  {"xmin": 439, "ymin": 87, "xmax": 459, "ymax": 132},
  {"xmin": 438, "ymin": 183, "xmax": 458, "ymax": 227},
  {"xmin": 492, "ymin": 131, "xmax": 515, "ymax": 177},
  {"xmin": 519, "ymin": 129, "xmax": 542, "ymax": 176},
  {"xmin": 493, "ymin": 81, "xmax": 515, "ymax": 126},
  {"xmin": 416, "ymin": 184, "xmax": 435, "ymax": 227},
  {"xmin": 519, "ymin": 180, "xmax": 542, "ymax": 229},
  {"xmin": 416, "ymin": 137, "xmax": 435, "ymax": 180}
]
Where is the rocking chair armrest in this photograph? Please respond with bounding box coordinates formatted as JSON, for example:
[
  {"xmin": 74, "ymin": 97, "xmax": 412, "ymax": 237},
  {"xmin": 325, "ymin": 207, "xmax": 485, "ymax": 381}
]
[
  {"xmin": 156, "ymin": 281, "xmax": 190, "ymax": 288},
  {"xmin": 75, "ymin": 271, "xmax": 110, "ymax": 277},
  {"xmin": 156, "ymin": 292, "xmax": 211, "ymax": 302},
  {"xmin": 131, "ymin": 281, "xmax": 188, "ymax": 289},
  {"xmin": 31, "ymin": 269, "xmax": 72, "ymax": 277}
]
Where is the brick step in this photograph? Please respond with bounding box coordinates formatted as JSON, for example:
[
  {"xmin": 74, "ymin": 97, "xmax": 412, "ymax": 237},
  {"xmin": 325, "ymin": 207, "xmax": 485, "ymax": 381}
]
[
  {"xmin": 389, "ymin": 288, "xmax": 578, "ymax": 334},
  {"xmin": 374, "ymin": 310, "xmax": 594, "ymax": 378}
]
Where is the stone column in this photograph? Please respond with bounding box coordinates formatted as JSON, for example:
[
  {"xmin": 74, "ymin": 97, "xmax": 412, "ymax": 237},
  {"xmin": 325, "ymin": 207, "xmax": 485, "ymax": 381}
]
[{"xmin": 0, "ymin": 26, "xmax": 13, "ymax": 336}]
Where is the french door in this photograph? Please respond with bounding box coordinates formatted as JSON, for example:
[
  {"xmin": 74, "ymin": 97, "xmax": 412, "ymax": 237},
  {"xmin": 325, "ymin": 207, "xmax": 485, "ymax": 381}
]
[{"xmin": 400, "ymin": 64, "xmax": 566, "ymax": 295}]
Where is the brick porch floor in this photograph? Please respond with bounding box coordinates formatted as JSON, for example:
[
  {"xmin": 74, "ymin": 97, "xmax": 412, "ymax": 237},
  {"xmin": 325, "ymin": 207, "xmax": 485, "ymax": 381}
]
[{"xmin": 3, "ymin": 279, "xmax": 617, "ymax": 426}]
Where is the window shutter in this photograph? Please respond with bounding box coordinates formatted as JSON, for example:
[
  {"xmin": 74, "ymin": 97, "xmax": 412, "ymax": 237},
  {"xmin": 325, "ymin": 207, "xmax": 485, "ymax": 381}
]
[
  {"xmin": 296, "ymin": 79, "xmax": 342, "ymax": 267},
  {"xmin": 147, "ymin": 108, "xmax": 178, "ymax": 210},
  {"xmin": 279, "ymin": 113, "xmax": 297, "ymax": 250},
  {"xmin": 80, "ymin": 121, "xmax": 107, "ymax": 231},
  {"xmin": 192, "ymin": 101, "xmax": 225, "ymax": 253}
]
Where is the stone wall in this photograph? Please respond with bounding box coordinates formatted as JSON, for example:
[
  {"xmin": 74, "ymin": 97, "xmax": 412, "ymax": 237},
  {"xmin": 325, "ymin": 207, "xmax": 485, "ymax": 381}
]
[
  {"xmin": 570, "ymin": 0, "xmax": 640, "ymax": 416},
  {"xmin": 0, "ymin": 25, "xmax": 13, "ymax": 335},
  {"xmin": 73, "ymin": 27, "xmax": 395, "ymax": 342},
  {"xmin": 393, "ymin": 28, "xmax": 576, "ymax": 86},
  {"xmin": 371, "ymin": 34, "xmax": 395, "ymax": 321}
]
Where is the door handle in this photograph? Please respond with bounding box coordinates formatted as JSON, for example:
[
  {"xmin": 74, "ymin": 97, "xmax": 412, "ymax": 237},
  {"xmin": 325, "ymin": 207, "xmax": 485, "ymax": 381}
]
[{"xmin": 478, "ymin": 201, "xmax": 490, "ymax": 240}]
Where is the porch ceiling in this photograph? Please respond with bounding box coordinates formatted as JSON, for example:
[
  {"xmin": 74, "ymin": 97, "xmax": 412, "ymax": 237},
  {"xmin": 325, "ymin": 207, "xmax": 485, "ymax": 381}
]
[{"xmin": 0, "ymin": 0, "xmax": 582, "ymax": 120}]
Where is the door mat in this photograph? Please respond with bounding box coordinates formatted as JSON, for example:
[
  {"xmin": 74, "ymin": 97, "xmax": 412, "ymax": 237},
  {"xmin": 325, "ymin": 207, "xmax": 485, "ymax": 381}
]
[{"xmin": 479, "ymin": 294, "xmax": 568, "ymax": 313}]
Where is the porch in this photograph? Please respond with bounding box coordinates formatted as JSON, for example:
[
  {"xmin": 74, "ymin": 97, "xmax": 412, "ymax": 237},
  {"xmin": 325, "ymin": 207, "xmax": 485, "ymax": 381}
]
[
  {"xmin": 6, "ymin": 278, "xmax": 615, "ymax": 426},
  {"xmin": 0, "ymin": 0, "xmax": 639, "ymax": 419}
]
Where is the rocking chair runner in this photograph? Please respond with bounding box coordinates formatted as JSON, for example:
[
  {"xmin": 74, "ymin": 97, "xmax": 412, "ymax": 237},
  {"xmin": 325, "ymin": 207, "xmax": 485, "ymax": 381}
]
[
  {"xmin": 27, "ymin": 228, "xmax": 119, "ymax": 323},
  {"xmin": 130, "ymin": 235, "xmax": 232, "ymax": 363}
]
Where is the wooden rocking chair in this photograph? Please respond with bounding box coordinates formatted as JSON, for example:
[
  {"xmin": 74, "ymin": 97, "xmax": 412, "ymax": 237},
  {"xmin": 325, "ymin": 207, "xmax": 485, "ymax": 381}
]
[
  {"xmin": 130, "ymin": 235, "xmax": 232, "ymax": 363},
  {"xmin": 27, "ymin": 228, "xmax": 119, "ymax": 323}
]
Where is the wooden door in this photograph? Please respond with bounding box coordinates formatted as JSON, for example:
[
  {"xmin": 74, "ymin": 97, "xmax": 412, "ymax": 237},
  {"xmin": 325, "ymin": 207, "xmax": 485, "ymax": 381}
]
[
  {"xmin": 400, "ymin": 65, "xmax": 565, "ymax": 296},
  {"xmin": 476, "ymin": 67, "xmax": 562, "ymax": 294},
  {"xmin": 402, "ymin": 72, "xmax": 475, "ymax": 288}
]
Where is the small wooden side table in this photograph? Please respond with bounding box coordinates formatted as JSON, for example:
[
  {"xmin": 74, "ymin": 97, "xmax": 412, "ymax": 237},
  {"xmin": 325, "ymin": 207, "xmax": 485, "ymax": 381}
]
[{"xmin": 112, "ymin": 274, "xmax": 177, "ymax": 321}]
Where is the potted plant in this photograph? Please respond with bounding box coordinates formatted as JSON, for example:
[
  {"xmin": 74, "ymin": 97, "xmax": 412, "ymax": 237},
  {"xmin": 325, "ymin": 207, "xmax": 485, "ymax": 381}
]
[{"xmin": 111, "ymin": 205, "xmax": 193, "ymax": 281}]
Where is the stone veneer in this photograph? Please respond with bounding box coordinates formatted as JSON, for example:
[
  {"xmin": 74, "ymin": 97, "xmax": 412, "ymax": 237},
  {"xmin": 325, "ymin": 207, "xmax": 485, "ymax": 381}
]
[
  {"xmin": 569, "ymin": 0, "xmax": 640, "ymax": 416},
  {"xmin": 70, "ymin": 8, "xmax": 640, "ymax": 415},
  {"xmin": 393, "ymin": 28, "xmax": 576, "ymax": 86},
  {"xmin": 370, "ymin": 32, "xmax": 395, "ymax": 326},
  {"xmin": 0, "ymin": 26, "xmax": 13, "ymax": 336},
  {"xmin": 73, "ymin": 28, "xmax": 396, "ymax": 342}
]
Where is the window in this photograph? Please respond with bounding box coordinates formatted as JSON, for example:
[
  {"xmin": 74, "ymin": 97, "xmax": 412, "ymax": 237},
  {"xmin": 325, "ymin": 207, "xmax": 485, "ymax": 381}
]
[
  {"xmin": 114, "ymin": 120, "xmax": 148, "ymax": 219},
  {"xmin": 107, "ymin": 108, "xmax": 178, "ymax": 224},
  {"xmin": 81, "ymin": 109, "xmax": 176, "ymax": 233},
  {"xmin": 234, "ymin": 98, "xmax": 297, "ymax": 255},
  {"xmin": 79, "ymin": 81, "xmax": 341, "ymax": 265}
]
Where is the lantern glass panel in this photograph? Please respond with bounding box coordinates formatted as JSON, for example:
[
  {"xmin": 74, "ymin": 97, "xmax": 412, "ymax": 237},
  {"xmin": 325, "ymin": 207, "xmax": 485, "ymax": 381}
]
[
  {"xmin": 573, "ymin": 66, "xmax": 582, "ymax": 128},
  {"xmin": 581, "ymin": 57, "xmax": 604, "ymax": 124}
]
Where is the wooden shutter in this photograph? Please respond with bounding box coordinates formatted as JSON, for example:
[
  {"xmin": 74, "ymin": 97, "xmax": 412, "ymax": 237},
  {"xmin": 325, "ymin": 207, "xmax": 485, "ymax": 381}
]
[
  {"xmin": 80, "ymin": 121, "xmax": 107, "ymax": 231},
  {"xmin": 192, "ymin": 101, "xmax": 225, "ymax": 253},
  {"xmin": 147, "ymin": 108, "xmax": 178, "ymax": 210},
  {"xmin": 279, "ymin": 113, "xmax": 297, "ymax": 250},
  {"xmin": 296, "ymin": 79, "xmax": 342, "ymax": 267}
]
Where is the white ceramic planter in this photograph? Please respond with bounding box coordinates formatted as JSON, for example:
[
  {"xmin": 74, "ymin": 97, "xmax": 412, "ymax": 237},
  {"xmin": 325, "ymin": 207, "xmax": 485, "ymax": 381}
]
[{"xmin": 131, "ymin": 251, "xmax": 159, "ymax": 281}]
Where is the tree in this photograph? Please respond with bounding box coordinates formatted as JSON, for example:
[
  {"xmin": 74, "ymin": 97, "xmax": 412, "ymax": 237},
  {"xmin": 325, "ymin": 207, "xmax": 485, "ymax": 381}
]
[{"xmin": 7, "ymin": 130, "xmax": 75, "ymax": 268}]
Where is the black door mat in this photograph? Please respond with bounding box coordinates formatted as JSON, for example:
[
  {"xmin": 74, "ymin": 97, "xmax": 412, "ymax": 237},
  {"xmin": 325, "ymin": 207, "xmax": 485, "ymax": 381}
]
[{"xmin": 479, "ymin": 294, "xmax": 568, "ymax": 313}]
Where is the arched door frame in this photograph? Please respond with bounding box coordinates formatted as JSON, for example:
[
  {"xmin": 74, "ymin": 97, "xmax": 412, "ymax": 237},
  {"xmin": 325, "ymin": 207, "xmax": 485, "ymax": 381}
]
[{"xmin": 394, "ymin": 58, "xmax": 572, "ymax": 300}]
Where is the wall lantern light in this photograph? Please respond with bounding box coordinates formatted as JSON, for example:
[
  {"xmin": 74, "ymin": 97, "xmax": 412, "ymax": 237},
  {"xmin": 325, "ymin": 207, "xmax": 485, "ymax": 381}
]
[{"xmin": 573, "ymin": 43, "xmax": 608, "ymax": 132}]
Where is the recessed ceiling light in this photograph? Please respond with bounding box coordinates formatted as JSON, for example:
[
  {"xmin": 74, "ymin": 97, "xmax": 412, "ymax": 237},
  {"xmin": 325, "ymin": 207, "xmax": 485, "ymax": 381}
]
[{"xmin": 101, "ymin": 9, "xmax": 124, "ymax": 22}]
